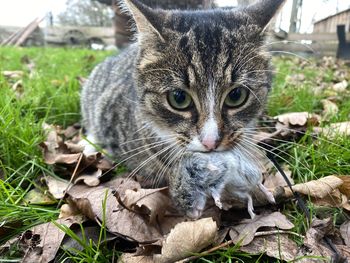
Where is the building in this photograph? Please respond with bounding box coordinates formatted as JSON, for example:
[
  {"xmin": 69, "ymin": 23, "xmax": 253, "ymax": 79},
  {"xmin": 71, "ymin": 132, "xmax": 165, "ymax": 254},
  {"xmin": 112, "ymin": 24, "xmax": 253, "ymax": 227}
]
[{"xmin": 314, "ymin": 8, "xmax": 350, "ymax": 33}]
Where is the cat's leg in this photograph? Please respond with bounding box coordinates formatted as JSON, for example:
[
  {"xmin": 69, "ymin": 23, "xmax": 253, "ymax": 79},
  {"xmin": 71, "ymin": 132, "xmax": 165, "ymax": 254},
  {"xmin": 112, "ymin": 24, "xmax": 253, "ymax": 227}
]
[{"xmin": 258, "ymin": 183, "xmax": 275, "ymax": 204}]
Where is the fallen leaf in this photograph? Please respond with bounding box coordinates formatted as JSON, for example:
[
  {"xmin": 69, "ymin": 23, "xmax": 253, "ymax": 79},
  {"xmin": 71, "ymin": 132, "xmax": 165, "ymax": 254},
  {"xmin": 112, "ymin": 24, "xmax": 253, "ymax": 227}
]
[
  {"xmin": 283, "ymin": 175, "xmax": 343, "ymax": 199},
  {"xmin": 321, "ymin": 99, "xmax": 339, "ymax": 121},
  {"xmin": 24, "ymin": 188, "xmax": 56, "ymax": 205},
  {"xmin": 154, "ymin": 218, "xmax": 217, "ymax": 263},
  {"xmin": 297, "ymin": 218, "xmax": 346, "ymax": 261},
  {"xmin": 118, "ymin": 254, "xmax": 154, "ymax": 263},
  {"xmin": 59, "ymin": 204, "xmax": 79, "ymax": 219},
  {"xmin": 240, "ymin": 234, "xmax": 298, "ymax": 261},
  {"xmin": 21, "ymin": 216, "xmax": 84, "ymax": 263},
  {"xmin": 229, "ymin": 211, "xmax": 294, "ymax": 246},
  {"xmin": 74, "ymin": 171, "xmax": 102, "ymax": 187},
  {"xmin": 42, "ymin": 175, "xmax": 70, "ymax": 199},
  {"xmin": 338, "ymin": 176, "xmax": 350, "ymax": 198},
  {"xmin": 275, "ymin": 112, "xmax": 320, "ymax": 127},
  {"xmin": 12, "ymin": 79, "xmax": 24, "ymax": 98},
  {"xmin": 2, "ymin": 70, "xmax": 24, "ymax": 79},
  {"xmin": 123, "ymin": 188, "xmax": 170, "ymax": 224},
  {"xmin": 264, "ymin": 167, "xmax": 294, "ymax": 190},
  {"xmin": 340, "ymin": 221, "xmax": 350, "ymax": 246},
  {"xmin": 311, "ymin": 189, "xmax": 349, "ymax": 210},
  {"xmin": 332, "ymin": 80, "xmax": 348, "ymax": 92},
  {"xmin": 314, "ymin": 122, "xmax": 350, "ymax": 138},
  {"xmin": 66, "ymin": 177, "xmax": 181, "ymax": 243}
]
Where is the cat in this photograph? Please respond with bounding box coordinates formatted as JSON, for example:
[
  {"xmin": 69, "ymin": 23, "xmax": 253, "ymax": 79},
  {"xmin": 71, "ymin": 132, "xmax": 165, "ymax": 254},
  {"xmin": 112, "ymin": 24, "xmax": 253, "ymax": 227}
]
[{"xmin": 81, "ymin": 0, "xmax": 285, "ymax": 214}]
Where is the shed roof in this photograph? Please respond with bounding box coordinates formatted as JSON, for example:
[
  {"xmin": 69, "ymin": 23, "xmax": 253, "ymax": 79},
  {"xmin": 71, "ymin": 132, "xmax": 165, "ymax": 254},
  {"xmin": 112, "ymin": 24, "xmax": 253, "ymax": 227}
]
[{"xmin": 314, "ymin": 8, "xmax": 350, "ymax": 25}]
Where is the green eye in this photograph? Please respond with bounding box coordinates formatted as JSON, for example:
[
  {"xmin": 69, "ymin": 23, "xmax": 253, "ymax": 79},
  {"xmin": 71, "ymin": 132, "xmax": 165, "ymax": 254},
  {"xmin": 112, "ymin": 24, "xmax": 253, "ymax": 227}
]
[
  {"xmin": 224, "ymin": 87, "xmax": 249, "ymax": 108},
  {"xmin": 167, "ymin": 89, "xmax": 193, "ymax": 110}
]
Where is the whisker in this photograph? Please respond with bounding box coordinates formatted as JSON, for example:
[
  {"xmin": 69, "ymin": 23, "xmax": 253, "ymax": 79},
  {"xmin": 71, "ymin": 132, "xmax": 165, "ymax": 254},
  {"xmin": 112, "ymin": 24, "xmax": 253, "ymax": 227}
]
[
  {"xmin": 240, "ymin": 135, "xmax": 316, "ymax": 178},
  {"xmin": 119, "ymin": 134, "xmax": 176, "ymax": 146}
]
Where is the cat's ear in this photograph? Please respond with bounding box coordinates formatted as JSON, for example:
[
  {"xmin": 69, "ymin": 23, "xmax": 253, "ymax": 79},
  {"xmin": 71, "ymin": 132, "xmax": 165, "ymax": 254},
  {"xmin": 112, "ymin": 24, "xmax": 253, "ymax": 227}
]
[
  {"xmin": 245, "ymin": 0, "xmax": 285, "ymax": 28},
  {"xmin": 119, "ymin": 0, "xmax": 165, "ymax": 41}
]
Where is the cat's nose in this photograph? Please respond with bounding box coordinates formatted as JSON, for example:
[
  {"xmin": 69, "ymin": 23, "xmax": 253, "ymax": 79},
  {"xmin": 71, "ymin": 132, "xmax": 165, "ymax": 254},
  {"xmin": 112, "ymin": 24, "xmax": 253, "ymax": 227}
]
[{"xmin": 201, "ymin": 137, "xmax": 218, "ymax": 150}]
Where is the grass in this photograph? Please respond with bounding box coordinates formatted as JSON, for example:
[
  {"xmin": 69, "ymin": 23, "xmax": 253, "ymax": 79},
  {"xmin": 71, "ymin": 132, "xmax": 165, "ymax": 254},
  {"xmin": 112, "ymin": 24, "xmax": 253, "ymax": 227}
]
[{"xmin": 0, "ymin": 47, "xmax": 349, "ymax": 262}]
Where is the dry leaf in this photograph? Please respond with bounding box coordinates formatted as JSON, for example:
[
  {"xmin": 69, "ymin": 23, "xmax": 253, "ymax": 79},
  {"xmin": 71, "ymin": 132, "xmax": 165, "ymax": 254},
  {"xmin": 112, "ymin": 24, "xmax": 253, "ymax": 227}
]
[
  {"xmin": 311, "ymin": 189, "xmax": 349, "ymax": 210},
  {"xmin": 2, "ymin": 70, "xmax": 24, "ymax": 79},
  {"xmin": 24, "ymin": 188, "xmax": 56, "ymax": 205},
  {"xmin": 123, "ymin": 188, "xmax": 170, "ymax": 224},
  {"xmin": 340, "ymin": 221, "xmax": 350, "ymax": 246},
  {"xmin": 40, "ymin": 123, "xmax": 113, "ymax": 183},
  {"xmin": 321, "ymin": 99, "xmax": 339, "ymax": 121},
  {"xmin": 22, "ymin": 216, "xmax": 84, "ymax": 263},
  {"xmin": 154, "ymin": 218, "xmax": 217, "ymax": 263},
  {"xmin": 297, "ymin": 218, "xmax": 345, "ymax": 261},
  {"xmin": 314, "ymin": 122, "xmax": 350, "ymax": 138},
  {"xmin": 59, "ymin": 204, "xmax": 79, "ymax": 219},
  {"xmin": 66, "ymin": 177, "xmax": 181, "ymax": 243},
  {"xmin": 264, "ymin": 167, "xmax": 293, "ymax": 190},
  {"xmin": 74, "ymin": 172, "xmax": 102, "ymax": 187},
  {"xmin": 229, "ymin": 212, "xmax": 294, "ymax": 246},
  {"xmin": 275, "ymin": 112, "xmax": 320, "ymax": 127},
  {"xmin": 240, "ymin": 234, "xmax": 298, "ymax": 261},
  {"xmin": 283, "ymin": 175, "xmax": 343, "ymax": 199},
  {"xmin": 12, "ymin": 79, "xmax": 24, "ymax": 98},
  {"xmin": 338, "ymin": 175, "xmax": 350, "ymax": 198},
  {"xmin": 332, "ymin": 80, "xmax": 348, "ymax": 92},
  {"xmin": 118, "ymin": 254, "xmax": 154, "ymax": 263},
  {"xmin": 43, "ymin": 175, "xmax": 70, "ymax": 199}
]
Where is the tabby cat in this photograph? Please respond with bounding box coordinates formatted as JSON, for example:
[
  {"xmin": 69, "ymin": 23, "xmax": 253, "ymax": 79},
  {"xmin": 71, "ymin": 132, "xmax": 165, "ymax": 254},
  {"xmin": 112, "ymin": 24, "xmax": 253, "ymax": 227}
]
[{"xmin": 81, "ymin": 0, "xmax": 285, "ymax": 214}]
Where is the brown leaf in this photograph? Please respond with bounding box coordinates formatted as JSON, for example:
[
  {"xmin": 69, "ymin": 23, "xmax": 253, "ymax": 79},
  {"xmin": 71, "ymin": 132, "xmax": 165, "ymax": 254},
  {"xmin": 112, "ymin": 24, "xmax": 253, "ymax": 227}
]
[
  {"xmin": 332, "ymin": 80, "xmax": 348, "ymax": 92},
  {"xmin": 118, "ymin": 254, "xmax": 154, "ymax": 263},
  {"xmin": 264, "ymin": 167, "xmax": 293, "ymax": 190},
  {"xmin": 2, "ymin": 70, "xmax": 24, "ymax": 79},
  {"xmin": 311, "ymin": 189, "xmax": 349, "ymax": 209},
  {"xmin": 66, "ymin": 177, "xmax": 177, "ymax": 243},
  {"xmin": 22, "ymin": 216, "xmax": 84, "ymax": 263},
  {"xmin": 284, "ymin": 175, "xmax": 343, "ymax": 199},
  {"xmin": 240, "ymin": 234, "xmax": 298, "ymax": 261},
  {"xmin": 59, "ymin": 204, "xmax": 79, "ymax": 219},
  {"xmin": 74, "ymin": 171, "xmax": 102, "ymax": 187},
  {"xmin": 297, "ymin": 218, "xmax": 341, "ymax": 261},
  {"xmin": 340, "ymin": 221, "xmax": 350, "ymax": 246},
  {"xmin": 24, "ymin": 188, "xmax": 56, "ymax": 205},
  {"xmin": 275, "ymin": 112, "xmax": 320, "ymax": 127},
  {"xmin": 40, "ymin": 123, "xmax": 113, "ymax": 183},
  {"xmin": 229, "ymin": 211, "xmax": 294, "ymax": 246},
  {"xmin": 338, "ymin": 175, "xmax": 350, "ymax": 198},
  {"xmin": 42, "ymin": 175, "xmax": 70, "ymax": 199},
  {"xmin": 154, "ymin": 218, "xmax": 217, "ymax": 263},
  {"xmin": 314, "ymin": 122, "xmax": 350, "ymax": 138},
  {"xmin": 12, "ymin": 80, "xmax": 24, "ymax": 98},
  {"xmin": 123, "ymin": 188, "xmax": 170, "ymax": 224}
]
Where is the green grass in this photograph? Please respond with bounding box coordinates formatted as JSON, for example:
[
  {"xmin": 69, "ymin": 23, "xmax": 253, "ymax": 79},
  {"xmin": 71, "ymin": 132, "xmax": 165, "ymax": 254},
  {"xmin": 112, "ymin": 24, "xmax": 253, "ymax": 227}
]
[
  {"xmin": 0, "ymin": 47, "xmax": 112, "ymax": 252},
  {"xmin": 0, "ymin": 48, "xmax": 349, "ymax": 262}
]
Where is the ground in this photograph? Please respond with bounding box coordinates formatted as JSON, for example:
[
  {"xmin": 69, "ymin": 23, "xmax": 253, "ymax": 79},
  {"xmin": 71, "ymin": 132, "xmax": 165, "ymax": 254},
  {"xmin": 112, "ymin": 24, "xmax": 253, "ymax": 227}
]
[{"xmin": 0, "ymin": 47, "xmax": 349, "ymax": 262}]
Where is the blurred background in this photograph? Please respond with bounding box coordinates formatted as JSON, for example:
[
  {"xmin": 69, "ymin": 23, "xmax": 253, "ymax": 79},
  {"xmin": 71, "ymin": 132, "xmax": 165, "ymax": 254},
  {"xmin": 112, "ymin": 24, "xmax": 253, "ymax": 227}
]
[{"xmin": 0, "ymin": 0, "xmax": 349, "ymax": 57}]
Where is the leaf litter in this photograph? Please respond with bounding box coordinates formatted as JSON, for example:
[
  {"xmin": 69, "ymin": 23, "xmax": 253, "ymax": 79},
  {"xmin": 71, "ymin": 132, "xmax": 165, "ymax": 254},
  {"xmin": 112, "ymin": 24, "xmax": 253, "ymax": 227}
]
[{"xmin": 3, "ymin": 57, "xmax": 350, "ymax": 262}]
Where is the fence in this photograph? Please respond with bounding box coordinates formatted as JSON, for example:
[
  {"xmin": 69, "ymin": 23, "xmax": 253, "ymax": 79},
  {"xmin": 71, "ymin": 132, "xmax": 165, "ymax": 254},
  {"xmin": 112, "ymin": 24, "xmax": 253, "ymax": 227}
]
[{"xmin": 269, "ymin": 32, "xmax": 350, "ymax": 57}]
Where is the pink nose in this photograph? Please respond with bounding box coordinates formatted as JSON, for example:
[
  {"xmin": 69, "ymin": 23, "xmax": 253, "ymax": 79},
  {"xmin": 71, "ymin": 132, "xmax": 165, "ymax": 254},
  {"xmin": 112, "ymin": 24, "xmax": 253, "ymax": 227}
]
[{"xmin": 201, "ymin": 137, "xmax": 217, "ymax": 150}]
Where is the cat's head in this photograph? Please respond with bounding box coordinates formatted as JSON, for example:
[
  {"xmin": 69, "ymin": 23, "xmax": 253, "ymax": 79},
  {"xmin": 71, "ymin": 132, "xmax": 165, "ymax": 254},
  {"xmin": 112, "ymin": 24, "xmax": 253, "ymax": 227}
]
[{"xmin": 121, "ymin": 0, "xmax": 284, "ymax": 152}]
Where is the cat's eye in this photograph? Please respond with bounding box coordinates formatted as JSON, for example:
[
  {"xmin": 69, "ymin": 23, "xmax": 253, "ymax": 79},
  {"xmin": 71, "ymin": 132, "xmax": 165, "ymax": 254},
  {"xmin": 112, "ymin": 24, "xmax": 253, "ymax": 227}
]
[
  {"xmin": 167, "ymin": 89, "xmax": 193, "ymax": 110},
  {"xmin": 224, "ymin": 87, "xmax": 249, "ymax": 108}
]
